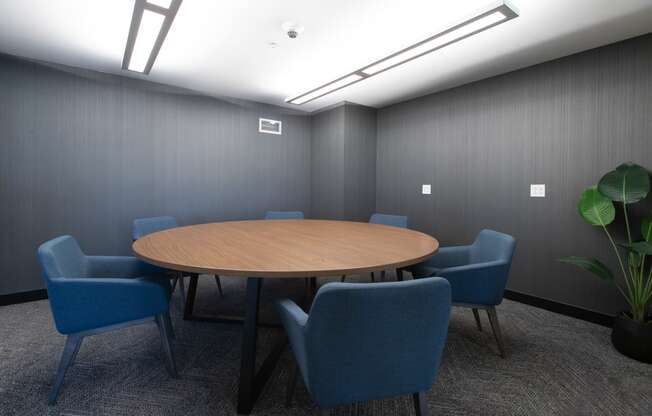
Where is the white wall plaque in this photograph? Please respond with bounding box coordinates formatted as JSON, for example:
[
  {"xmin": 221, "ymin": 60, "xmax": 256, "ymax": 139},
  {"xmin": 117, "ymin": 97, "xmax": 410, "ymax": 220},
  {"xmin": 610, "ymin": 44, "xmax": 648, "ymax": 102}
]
[{"xmin": 259, "ymin": 118, "xmax": 282, "ymax": 135}]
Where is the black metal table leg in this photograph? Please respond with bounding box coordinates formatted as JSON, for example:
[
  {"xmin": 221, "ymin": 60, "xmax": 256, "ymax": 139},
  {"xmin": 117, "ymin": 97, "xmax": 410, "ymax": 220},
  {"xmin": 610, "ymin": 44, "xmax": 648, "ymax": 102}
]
[
  {"xmin": 182, "ymin": 273, "xmax": 281, "ymax": 327},
  {"xmin": 183, "ymin": 273, "xmax": 199, "ymax": 320},
  {"xmin": 235, "ymin": 278, "xmax": 288, "ymax": 414},
  {"xmin": 237, "ymin": 278, "xmax": 262, "ymax": 414}
]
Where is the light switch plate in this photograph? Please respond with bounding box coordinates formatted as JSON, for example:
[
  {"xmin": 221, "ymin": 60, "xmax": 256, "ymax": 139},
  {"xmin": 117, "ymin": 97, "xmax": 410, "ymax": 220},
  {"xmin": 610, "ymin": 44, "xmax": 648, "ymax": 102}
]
[
  {"xmin": 530, "ymin": 184, "xmax": 545, "ymax": 197},
  {"xmin": 422, "ymin": 184, "xmax": 431, "ymax": 195}
]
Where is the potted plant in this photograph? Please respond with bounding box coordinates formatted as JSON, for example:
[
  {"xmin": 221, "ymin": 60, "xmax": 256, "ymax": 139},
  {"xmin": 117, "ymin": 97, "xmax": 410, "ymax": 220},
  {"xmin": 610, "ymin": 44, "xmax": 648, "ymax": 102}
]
[{"xmin": 560, "ymin": 162, "xmax": 652, "ymax": 363}]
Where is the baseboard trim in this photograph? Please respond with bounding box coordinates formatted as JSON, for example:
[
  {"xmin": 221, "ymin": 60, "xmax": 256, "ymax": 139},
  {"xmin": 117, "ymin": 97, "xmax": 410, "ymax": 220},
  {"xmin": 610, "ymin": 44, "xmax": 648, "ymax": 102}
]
[
  {"xmin": 0, "ymin": 289, "xmax": 48, "ymax": 306},
  {"xmin": 0, "ymin": 287, "xmax": 615, "ymax": 327},
  {"xmin": 504, "ymin": 289, "xmax": 614, "ymax": 327}
]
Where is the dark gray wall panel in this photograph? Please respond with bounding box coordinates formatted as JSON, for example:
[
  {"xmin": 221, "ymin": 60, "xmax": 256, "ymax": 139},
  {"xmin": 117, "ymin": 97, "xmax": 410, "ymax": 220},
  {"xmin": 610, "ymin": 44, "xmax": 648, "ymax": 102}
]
[
  {"xmin": 310, "ymin": 104, "xmax": 377, "ymax": 221},
  {"xmin": 376, "ymin": 34, "xmax": 652, "ymax": 316},
  {"xmin": 343, "ymin": 105, "xmax": 377, "ymax": 221},
  {"xmin": 0, "ymin": 55, "xmax": 311, "ymax": 295},
  {"xmin": 310, "ymin": 106, "xmax": 345, "ymax": 219}
]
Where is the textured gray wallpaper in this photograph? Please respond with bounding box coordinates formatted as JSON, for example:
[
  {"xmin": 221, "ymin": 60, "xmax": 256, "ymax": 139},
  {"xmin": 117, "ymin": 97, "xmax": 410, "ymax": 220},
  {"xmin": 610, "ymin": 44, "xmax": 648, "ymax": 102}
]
[
  {"xmin": 310, "ymin": 106, "xmax": 345, "ymax": 219},
  {"xmin": 0, "ymin": 55, "xmax": 311, "ymax": 295},
  {"xmin": 311, "ymin": 103, "xmax": 376, "ymax": 221},
  {"xmin": 3, "ymin": 33, "xmax": 652, "ymax": 317},
  {"xmin": 376, "ymin": 33, "xmax": 652, "ymax": 315}
]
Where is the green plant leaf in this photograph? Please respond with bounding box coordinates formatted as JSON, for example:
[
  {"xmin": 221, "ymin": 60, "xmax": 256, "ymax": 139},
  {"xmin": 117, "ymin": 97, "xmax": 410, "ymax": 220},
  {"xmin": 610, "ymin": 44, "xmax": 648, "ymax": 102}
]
[
  {"xmin": 642, "ymin": 212, "xmax": 652, "ymax": 243},
  {"xmin": 618, "ymin": 241, "xmax": 652, "ymax": 255},
  {"xmin": 597, "ymin": 162, "xmax": 650, "ymax": 203},
  {"xmin": 577, "ymin": 186, "xmax": 615, "ymax": 226},
  {"xmin": 558, "ymin": 256, "xmax": 615, "ymax": 282}
]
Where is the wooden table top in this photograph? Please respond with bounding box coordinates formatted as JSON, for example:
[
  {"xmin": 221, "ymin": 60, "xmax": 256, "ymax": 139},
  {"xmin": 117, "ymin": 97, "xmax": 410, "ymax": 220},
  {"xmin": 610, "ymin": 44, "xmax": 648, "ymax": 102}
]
[{"xmin": 132, "ymin": 219, "xmax": 438, "ymax": 278}]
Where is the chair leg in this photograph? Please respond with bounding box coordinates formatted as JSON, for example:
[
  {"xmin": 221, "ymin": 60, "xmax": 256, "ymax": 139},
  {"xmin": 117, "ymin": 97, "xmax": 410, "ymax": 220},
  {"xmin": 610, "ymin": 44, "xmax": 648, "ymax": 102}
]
[
  {"xmin": 370, "ymin": 271, "xmax": 375, "ymax": 282},
  {"xmin": 340, "ymin": 275, "xmax": 346, "ymax": 282},
  {"xmin": 49, "ymin": 334, "xmax": 83, "ymax": 405},
  {"xmin": 214, "ymin": 275, "xmax": 224, "ymax": 296},
  {"xmin": 397, "ymin": 269, "xmax": 404, "ymax": 281},
  {"xmin": 156, "ymin": 313, "xmax": 179, "ymax": 378},
  {"xmin": 163, "ymin": 312, "xmax": 175, "ymax": 340},
  {"xmin": 178, "ymin": 273, "xmax": 186, "ymax": 301},
  {"xmin": 285, "ymin": 361, "xmax": 298, "ymax": 407},
  {"xmin": 486, "ymin": 307, "xmax": 506, "ymax": 358},
  {"xmin": 171, "ymin": 276, "xmax": 179, "ymax": 293},
  {"xmin": 412, "ymin": 391, "xmax": 428, "ymax": 416},
  {"xmin": 472, "ymin": 308, "xmax": 483, "ymax": 331},
  {"xmin": 380, "ymin": 270, "xmax": 386, "ymax": 281}
]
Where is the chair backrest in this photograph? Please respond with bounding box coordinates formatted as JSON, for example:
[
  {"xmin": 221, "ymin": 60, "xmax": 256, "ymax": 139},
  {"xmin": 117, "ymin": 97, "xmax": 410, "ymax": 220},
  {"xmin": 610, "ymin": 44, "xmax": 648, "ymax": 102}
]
[
  {"xmin": 303, "ymin": 278, "xmax": 451, "ymax": 408},
  {"xmin": 469, "ymin": 229, "xmax": 516, "ymax": 264},
  {"xmin": 264, "ymin": 211, "xmax": 304, "ymax": 220},
  {"xmin": 132, "ymin": 216, "xmax": 178, "ymax": 240},
  {"xmin": 369, "ymin": 213, "xmax": 408, "ymax": 228},
  {"xmin": 37, "ymin": 235, "xmax": 87, "ymax": 283}
]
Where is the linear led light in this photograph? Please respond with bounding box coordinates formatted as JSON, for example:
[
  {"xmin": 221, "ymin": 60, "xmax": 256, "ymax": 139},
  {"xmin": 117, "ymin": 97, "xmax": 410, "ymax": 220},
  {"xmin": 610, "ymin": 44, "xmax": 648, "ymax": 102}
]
[
  {"xmin": 286, "ymin": 1, "xmax": 518, "ymax": 105},
  {"xmin": 122, "ymin": 0, "xmax": 182, "ymax": 74},
  {"xmin": 291, "ymin": 74, "xmax": 364, "ymax": 105},
  {"xmin": 147, "ymin": 0, "xmax": 173, "ymax": 8}
]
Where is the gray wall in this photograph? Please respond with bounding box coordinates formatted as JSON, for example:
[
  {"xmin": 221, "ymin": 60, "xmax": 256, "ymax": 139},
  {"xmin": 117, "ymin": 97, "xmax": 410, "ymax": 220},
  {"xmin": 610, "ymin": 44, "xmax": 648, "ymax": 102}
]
[
  {"xmin": 310, "ymin": 106, "xmax": 345, "ymax": 219},
  {"xmin": 376, "ymin": 33, "xmax": 652, "ymax": 315},
  {"xmin": 311, "ymin": 103, "xmax": 376, "ymax": 220},
  {"xmin": 3, "ymin": 32, "xmax": 651, "ymax": 317},
  {"xmin": 0, "ymin": 55, "xmax": 311, "ymax": 296},
  {"xmin": 344, "ymin": 105, "xmax": 377, "ymax": 221}
]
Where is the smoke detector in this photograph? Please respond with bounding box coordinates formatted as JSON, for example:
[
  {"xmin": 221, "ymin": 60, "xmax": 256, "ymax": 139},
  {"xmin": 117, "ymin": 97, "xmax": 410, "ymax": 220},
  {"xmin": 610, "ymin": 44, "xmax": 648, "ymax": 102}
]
[{"xmin": 282, "ymin": 21, "xmax": 304, "ymax": 39}]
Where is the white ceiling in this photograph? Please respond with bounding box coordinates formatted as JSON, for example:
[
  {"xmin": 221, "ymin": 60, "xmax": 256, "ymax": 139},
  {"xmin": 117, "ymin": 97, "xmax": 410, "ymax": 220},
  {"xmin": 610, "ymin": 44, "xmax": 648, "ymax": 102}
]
[{"xmin": 1, "ymin": 0, "xmax": 651, "ymax": 112}]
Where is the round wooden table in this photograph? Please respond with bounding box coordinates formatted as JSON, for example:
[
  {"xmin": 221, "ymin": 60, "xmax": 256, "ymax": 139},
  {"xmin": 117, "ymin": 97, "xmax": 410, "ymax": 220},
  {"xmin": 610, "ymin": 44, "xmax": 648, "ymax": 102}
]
[{"xmin": 133, "ymin": 219, "xmax": 438, "ymax": 414}]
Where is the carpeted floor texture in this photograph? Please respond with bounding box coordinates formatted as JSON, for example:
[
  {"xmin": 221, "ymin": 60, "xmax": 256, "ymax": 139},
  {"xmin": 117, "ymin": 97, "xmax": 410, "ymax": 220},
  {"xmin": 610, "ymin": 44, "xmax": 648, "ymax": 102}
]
[{"xmin": 1, "ymin": 274, "xmax": 651, "ymax": 416}]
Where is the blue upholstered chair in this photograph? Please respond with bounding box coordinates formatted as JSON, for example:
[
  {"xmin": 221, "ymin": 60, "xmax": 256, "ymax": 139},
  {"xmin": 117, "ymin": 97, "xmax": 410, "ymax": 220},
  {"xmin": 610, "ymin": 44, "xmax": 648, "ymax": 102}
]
[
  {"xmin": 264, "ymin": 210, "xmax": 305, "ymax": 220},
  {"xmin": 369, "ymin": 213, "xmax": 408, "ymax": 228},
  {"xmin": 278, "ymin": 278, "xmax": 451, "ymax": 415},
  {"xmin": 341, "ymin": 213, "xmax": 409, "ymax": 283},
  {"xmin": 410, "ymin": 229, "xmax": 516, "ymax": 357},
  {"xmin": 37, "ymin": 235, "xmax": 177, "ymax": 404},
  {"xmin": 132, "ymin": 216, "xmax": 223, "ymax": 298}
]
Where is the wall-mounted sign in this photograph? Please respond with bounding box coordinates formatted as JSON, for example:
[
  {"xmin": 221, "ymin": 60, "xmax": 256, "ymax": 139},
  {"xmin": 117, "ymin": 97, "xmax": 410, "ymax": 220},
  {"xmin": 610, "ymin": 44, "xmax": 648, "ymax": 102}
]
[{"xmin": 259, "ymin": 118, "xmax": 282, "ymax": 135}]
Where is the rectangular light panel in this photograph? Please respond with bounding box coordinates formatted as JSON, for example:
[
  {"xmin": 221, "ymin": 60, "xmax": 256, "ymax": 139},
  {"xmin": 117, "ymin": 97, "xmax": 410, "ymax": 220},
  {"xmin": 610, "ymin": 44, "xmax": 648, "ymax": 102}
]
[
  {"xmin": 122, "ymin": 0, "xmax": 182, "ymax": 74},
  {"xmin": 147, "ymin": 0, "xmax": 173, "ymax": 8},
  {"xmin": 290, "ymin": 74, "xmax": 364, "ymax": 105},
  {"xmin": 128, "ymin": 10, "xmax": 165, "ymax": 72},
  {"xmin": 286, "ymin": 1, "xmax": 518, "ymax": 105},
  {"xmin": 362, "ymin": 11, "xmax": 507, "ymax": 75}
]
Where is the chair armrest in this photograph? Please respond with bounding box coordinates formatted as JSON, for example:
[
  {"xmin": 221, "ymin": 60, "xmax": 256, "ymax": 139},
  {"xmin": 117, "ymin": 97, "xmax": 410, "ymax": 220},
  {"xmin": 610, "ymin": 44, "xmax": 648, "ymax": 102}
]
[
  {"xmin": 425, "ymin": 246, "xmax": 471, "ymax": 268},
  {"xmin": 85, "ymin": 256, "xmax": 168, "ymax": 278},
  {"xmin": 436, "ymin": 261, "xmax": 511, "ymax": 305},
  {"xmin": 46, "ymin": 277, "xmax": 170, "ymax": 334},
  {"xmin": 276, "ymin": 299, "xmax": 308, "ymax": 338},
  {"xmin": 408, "ymin": 246, "xmax": 471, "ymax": 278},
  {"xmin": 276, "ymin": 299, "xmax": 309, "ymax": 377}
]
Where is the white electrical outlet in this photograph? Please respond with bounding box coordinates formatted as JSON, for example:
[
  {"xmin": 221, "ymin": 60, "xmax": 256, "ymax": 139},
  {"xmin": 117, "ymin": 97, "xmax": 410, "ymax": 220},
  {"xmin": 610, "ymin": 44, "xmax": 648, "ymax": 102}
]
[
  {"xmin": 530, "ymin": 184, "xmax": 545, "ymax": 197},
  {"xmin": 422, "ymin": 184, "xmax": 431, "ymax": 195}
]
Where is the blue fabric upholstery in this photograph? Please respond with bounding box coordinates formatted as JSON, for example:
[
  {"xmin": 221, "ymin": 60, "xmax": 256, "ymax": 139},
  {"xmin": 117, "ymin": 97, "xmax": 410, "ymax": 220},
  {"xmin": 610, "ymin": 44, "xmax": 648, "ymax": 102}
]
[
  {"xmin": 37, "ymin": 235, "xmax": 171, "ymax": 334},
  {"xmin": 277, "ymin": 278, "xmax": 451, "ymax": 409},
  {"xmin": 264, "ymin": 211, "xmax": 304, "ymax": 220},
  {"xmin": 132, "ymin": 216, "xmax": 178, "ymax": 240},
  {"xmin": 369, "ymin": 213, "xmax": 408, "ymax": 228},
  {"xmin": 411, "ymin": 229, "xmax": 515, "ymax": 306}
]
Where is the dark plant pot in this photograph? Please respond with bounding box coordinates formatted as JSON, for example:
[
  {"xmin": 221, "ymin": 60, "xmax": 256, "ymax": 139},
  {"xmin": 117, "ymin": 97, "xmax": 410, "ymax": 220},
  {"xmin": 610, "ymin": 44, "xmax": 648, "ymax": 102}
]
[{"xmin": 611, "ymin": 313, "xmax": 652, "ymax": 364}]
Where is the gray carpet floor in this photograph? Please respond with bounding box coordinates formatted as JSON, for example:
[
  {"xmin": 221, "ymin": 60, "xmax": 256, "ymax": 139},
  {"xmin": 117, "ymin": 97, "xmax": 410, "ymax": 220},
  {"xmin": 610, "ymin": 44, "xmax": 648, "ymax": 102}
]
[{"xmin": 1, "ymin": 275, "xmax": 651, "ymax": 416}]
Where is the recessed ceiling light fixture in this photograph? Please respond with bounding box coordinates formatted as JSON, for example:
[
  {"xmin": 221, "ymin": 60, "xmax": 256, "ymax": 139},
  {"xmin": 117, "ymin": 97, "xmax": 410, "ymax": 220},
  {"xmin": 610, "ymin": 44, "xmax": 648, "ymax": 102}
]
[
  {"xmin": 122, "ymin": 0, "xmax": 182, "ymax": 74},
  {"xmin": 286, "ymin": 1, "xmax": 518, "ymax": 105}
]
